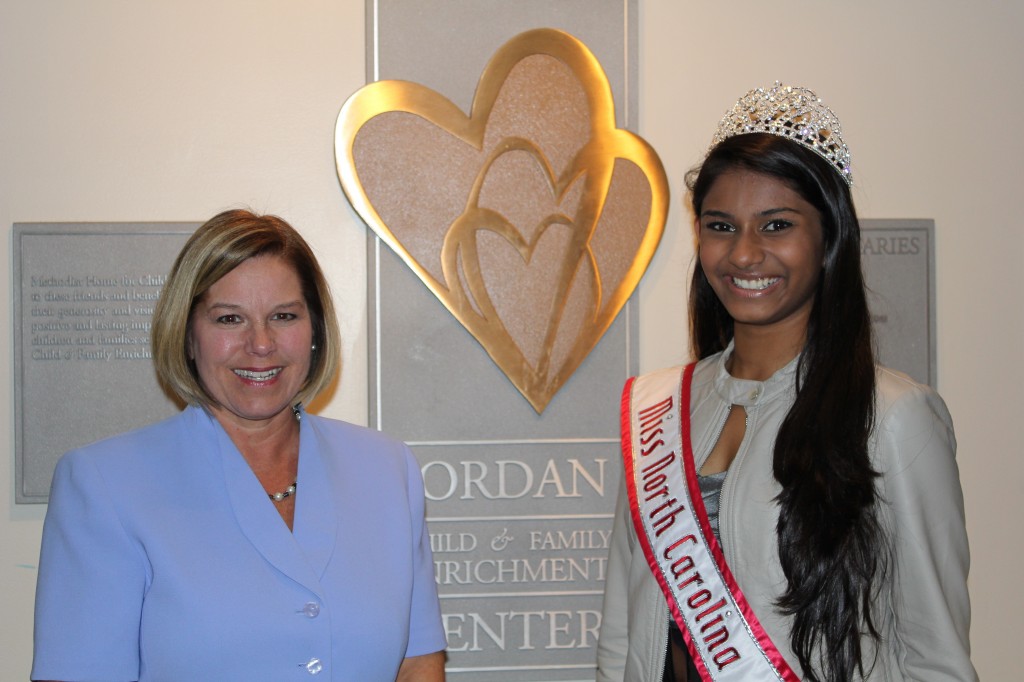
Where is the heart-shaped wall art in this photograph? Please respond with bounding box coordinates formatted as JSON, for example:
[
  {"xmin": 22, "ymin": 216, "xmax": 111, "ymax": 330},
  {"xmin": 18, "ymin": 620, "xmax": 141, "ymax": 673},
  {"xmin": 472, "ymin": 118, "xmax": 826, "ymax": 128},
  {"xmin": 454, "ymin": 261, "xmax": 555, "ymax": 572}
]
[{"xmin": 335, "ymin": 28, "xmax": 668, "ymax": 412}]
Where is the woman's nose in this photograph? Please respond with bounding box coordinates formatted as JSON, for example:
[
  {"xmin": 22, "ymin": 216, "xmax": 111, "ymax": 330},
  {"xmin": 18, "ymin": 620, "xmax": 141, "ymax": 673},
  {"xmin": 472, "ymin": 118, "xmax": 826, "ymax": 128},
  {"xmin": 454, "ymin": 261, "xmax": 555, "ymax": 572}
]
[
  {"xmin": 729, "ymin": 229, "xmax": 765, "ymax": 267},
  {"xmin": 247, "ymin": 324, "xmax": 275, "ymax": 354}
]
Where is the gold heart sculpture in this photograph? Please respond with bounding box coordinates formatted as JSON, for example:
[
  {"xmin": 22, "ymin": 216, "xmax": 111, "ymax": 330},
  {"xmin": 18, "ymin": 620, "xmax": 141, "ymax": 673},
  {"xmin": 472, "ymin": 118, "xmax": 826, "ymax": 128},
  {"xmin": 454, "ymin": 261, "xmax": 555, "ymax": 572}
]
[{"xmin": 335, "ymin": 28, "xmax": 668, "ymax": 412}]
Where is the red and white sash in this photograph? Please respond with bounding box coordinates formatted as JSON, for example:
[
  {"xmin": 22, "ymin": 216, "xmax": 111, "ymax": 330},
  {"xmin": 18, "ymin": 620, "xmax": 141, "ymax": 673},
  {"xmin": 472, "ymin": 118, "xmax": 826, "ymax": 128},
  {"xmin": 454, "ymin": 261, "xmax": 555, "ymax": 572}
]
[{"xmin": 620, "ymin": 363, "xmax": 800, "ymax": 681}]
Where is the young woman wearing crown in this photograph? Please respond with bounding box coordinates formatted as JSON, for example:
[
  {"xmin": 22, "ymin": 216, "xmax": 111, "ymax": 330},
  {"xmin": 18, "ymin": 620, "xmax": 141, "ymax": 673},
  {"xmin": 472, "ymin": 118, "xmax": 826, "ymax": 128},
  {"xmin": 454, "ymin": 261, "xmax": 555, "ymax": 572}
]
[{"xmin": 596, "ymin": 83, "xmax": 976, "ymax": 682}]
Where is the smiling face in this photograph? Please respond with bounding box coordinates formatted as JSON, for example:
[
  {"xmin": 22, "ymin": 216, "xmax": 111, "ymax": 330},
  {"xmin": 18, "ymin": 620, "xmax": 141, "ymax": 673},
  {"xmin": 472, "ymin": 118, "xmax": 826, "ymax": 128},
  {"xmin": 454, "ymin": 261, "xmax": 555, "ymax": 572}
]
[
  {"xmin": 188, "ymin": 255, "xmax": 313, "ymax": 433},
  {"xmin": 697, "ymin": 169, "xmax": 825, "ymax": 346}
]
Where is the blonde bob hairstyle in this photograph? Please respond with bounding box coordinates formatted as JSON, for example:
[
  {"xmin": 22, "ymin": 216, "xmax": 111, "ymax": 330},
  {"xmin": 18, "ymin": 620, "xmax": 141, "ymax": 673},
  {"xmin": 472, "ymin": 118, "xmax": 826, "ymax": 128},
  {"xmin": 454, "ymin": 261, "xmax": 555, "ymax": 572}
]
[{"xmin": 152, "ymin": 209, "xmax": 341, "ymax": 408}]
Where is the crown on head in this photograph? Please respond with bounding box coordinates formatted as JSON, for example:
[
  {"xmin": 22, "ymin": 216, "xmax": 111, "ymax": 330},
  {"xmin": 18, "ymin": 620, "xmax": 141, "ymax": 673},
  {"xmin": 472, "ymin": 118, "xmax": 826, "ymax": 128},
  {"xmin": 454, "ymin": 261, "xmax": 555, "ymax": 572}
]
[{"xmin": 711, "ymin": 81, "xmax": 852, "ymax": 186}]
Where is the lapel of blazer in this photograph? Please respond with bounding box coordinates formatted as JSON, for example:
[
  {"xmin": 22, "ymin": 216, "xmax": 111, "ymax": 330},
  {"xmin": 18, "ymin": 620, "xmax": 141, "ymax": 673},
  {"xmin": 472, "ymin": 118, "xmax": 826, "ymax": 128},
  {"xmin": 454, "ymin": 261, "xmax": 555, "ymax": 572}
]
[
  {"xmin": 291, "ymin": 413, "xmax": 339, "ymax": 582},
  {"xmin": 205, "ymin": 408, "xmax": 337, "ymax": 600}
]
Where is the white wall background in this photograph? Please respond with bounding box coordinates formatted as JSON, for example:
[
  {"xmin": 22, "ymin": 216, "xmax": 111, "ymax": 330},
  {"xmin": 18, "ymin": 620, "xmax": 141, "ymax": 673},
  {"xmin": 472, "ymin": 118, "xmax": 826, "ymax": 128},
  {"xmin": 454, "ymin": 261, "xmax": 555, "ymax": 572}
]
[{"xmin": 2, "ymin": 1, "xmax": 1020, "ymax": 679}]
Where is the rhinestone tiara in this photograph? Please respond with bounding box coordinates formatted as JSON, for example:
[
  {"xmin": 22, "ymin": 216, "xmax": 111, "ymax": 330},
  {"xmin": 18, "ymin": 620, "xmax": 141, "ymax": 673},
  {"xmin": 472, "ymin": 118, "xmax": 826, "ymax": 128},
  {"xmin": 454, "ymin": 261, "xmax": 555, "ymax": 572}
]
[{"xmin": 710, "ymin": 81, "xmax": 852, "ymax": 186}]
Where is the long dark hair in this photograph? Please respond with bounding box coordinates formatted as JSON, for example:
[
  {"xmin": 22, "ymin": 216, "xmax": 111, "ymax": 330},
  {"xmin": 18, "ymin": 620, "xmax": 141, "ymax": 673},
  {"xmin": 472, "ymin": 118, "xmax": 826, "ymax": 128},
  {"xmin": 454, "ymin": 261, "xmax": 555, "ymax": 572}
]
[{"xmin": 687, "ymin": 133, "xmax": 888, "ymax": 681}]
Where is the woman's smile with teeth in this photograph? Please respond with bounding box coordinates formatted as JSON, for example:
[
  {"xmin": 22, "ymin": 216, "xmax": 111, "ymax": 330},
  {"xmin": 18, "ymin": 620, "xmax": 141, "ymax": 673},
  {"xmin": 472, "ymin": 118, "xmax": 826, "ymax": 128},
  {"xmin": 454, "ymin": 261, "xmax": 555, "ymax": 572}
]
[
  {"xmin": 732, "ymin": 276, "xmax": 779, "ymax": 291},
  {"xmin": 234, "ymin": 368, "xmax": 282, "ymax": 381}
]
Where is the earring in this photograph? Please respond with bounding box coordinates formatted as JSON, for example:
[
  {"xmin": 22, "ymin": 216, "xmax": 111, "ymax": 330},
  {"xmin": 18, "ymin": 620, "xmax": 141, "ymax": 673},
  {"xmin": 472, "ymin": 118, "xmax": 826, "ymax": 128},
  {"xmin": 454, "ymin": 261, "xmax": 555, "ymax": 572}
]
[{"xmin": 311, "ymin": 344, "xmax": 317, "ymax": 351}]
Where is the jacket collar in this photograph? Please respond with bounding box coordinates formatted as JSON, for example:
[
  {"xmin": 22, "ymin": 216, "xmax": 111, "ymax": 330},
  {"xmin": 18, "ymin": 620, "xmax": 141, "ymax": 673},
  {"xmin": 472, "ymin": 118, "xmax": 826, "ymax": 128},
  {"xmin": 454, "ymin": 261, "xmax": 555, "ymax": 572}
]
[
  {"xmin": 190, "ymin": 405, "xmax": 338, "ymax": 599},
  {"xmin": 712, "ymin": 340, "xmax": 800, "ymax": 407}
]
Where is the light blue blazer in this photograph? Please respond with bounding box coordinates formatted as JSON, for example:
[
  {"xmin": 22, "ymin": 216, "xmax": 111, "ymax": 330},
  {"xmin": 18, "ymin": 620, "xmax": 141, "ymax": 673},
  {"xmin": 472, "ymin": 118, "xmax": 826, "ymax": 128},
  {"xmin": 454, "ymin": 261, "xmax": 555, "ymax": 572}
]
[{"xmin": 32, "ymin": 406, "xmax": 446, "ymax": 681}]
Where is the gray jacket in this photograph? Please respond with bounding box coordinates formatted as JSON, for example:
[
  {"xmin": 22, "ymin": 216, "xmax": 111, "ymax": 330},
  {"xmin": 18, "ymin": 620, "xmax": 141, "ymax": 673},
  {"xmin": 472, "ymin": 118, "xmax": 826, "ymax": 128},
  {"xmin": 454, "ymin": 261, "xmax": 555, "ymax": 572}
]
[{"xmin": 596, "ymin": 348, "xmax": 976, "ymax": 681}]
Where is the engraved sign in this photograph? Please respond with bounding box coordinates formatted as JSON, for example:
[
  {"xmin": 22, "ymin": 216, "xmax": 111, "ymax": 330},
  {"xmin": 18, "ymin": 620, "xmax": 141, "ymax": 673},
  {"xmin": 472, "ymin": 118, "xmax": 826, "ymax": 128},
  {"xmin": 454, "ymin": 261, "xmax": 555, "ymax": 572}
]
[
  {"xmin": 372, "ymin": 242, "xmax": 627, "ymax": 681},
  {"xmin": 360, "ymin": 2, "xmax": 639, "ymax": 678},
  {"xmin": 423, "ymin": 442, "xmax": 615, "ymax": 673},
  {"xmin": 14, "ymin": 223, "xmax": 196, "ymax": 503},
  {"xmin": 861, "ymin": 220, "xmax": 936, "ymax": 386}
]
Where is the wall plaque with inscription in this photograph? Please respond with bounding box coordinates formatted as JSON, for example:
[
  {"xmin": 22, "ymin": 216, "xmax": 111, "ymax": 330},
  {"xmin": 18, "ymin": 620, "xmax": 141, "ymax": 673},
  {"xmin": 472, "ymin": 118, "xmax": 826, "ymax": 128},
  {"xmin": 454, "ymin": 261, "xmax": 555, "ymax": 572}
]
[
  {"xmin": 861, "ymin": 219, "xmax": 936, "ymax": 386},
  {"xmin": 14, "ymin": 222, "xmax": 196, "ymax": 503},
  {"xmin": 373, "ymin": 242, "xmax": 626, "ymax": 681},
  {"xmin": 360, "ymin": 2, "xmax": 638, "ymax": 679}
]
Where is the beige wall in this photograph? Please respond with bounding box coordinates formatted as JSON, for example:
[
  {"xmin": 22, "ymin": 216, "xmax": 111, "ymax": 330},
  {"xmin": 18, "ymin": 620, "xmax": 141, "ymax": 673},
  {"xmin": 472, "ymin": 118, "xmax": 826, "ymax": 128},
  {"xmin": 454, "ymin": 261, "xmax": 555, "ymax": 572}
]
[{"xmin": 2, "ymin": 1, "xmax": 1019, "ymax": 678}]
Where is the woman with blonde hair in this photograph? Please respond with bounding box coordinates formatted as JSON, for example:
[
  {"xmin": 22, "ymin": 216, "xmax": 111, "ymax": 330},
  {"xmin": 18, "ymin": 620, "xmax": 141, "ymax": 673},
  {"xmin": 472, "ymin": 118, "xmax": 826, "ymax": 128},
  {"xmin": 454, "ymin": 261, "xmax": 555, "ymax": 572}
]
[{"xmin": 33, "ymin": 209, "xmax": 446, "ymax": 681}]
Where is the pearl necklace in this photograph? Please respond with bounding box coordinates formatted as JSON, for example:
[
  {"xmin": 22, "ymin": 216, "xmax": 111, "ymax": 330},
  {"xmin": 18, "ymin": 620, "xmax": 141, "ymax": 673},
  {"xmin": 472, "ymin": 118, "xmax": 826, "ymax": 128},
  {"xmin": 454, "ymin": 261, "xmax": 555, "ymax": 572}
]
[
  {"xmin": 269, "ymin": 481, "xmax": 297, "ymax": 502},
  {"xmin": 264, "ymin": 403, "xmax": 299, "ymax": 499},
  {"xmin": 266, "ymin": 405, "xmax": 301, "ymax": 502}
]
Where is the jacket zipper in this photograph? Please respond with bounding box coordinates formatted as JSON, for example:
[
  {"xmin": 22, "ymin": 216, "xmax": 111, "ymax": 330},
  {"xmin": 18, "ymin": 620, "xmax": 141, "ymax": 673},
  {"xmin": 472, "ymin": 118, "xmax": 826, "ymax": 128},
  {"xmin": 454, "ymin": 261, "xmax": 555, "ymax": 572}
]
[{"xmin": 702, "ymin": 405, "xmax": 733, "ymax": 472}]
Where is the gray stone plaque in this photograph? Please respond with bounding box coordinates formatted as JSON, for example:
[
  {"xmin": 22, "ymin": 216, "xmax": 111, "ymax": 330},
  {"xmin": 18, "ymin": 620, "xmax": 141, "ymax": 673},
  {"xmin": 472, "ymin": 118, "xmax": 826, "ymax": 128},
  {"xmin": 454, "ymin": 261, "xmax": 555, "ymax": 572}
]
[
  {"xmin": 14, "ymin": 222, "xmax": 196, "ymax": 503},
  {"xmin": 372, "ymin": 235, "xmax": 628, "ymax": 682},
  {"xmin": 365, "ymin": 2, "xmax": 637, "ymax": 679},
  {"xmin": 861, "ymin": 220, "xmax": 936, "ymax": 386}
]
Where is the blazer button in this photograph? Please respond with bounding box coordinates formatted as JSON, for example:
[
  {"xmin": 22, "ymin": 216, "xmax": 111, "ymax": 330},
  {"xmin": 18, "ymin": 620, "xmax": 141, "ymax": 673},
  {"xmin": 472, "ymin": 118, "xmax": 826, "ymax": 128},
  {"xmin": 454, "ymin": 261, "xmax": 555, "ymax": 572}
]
[
  {"xmin": 305, "ymin": 658, "xmax": 323, "ymax": 675},
  {"xmin": 303, "ymin": 601, "xmax": 321, "ymax": 618}
]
